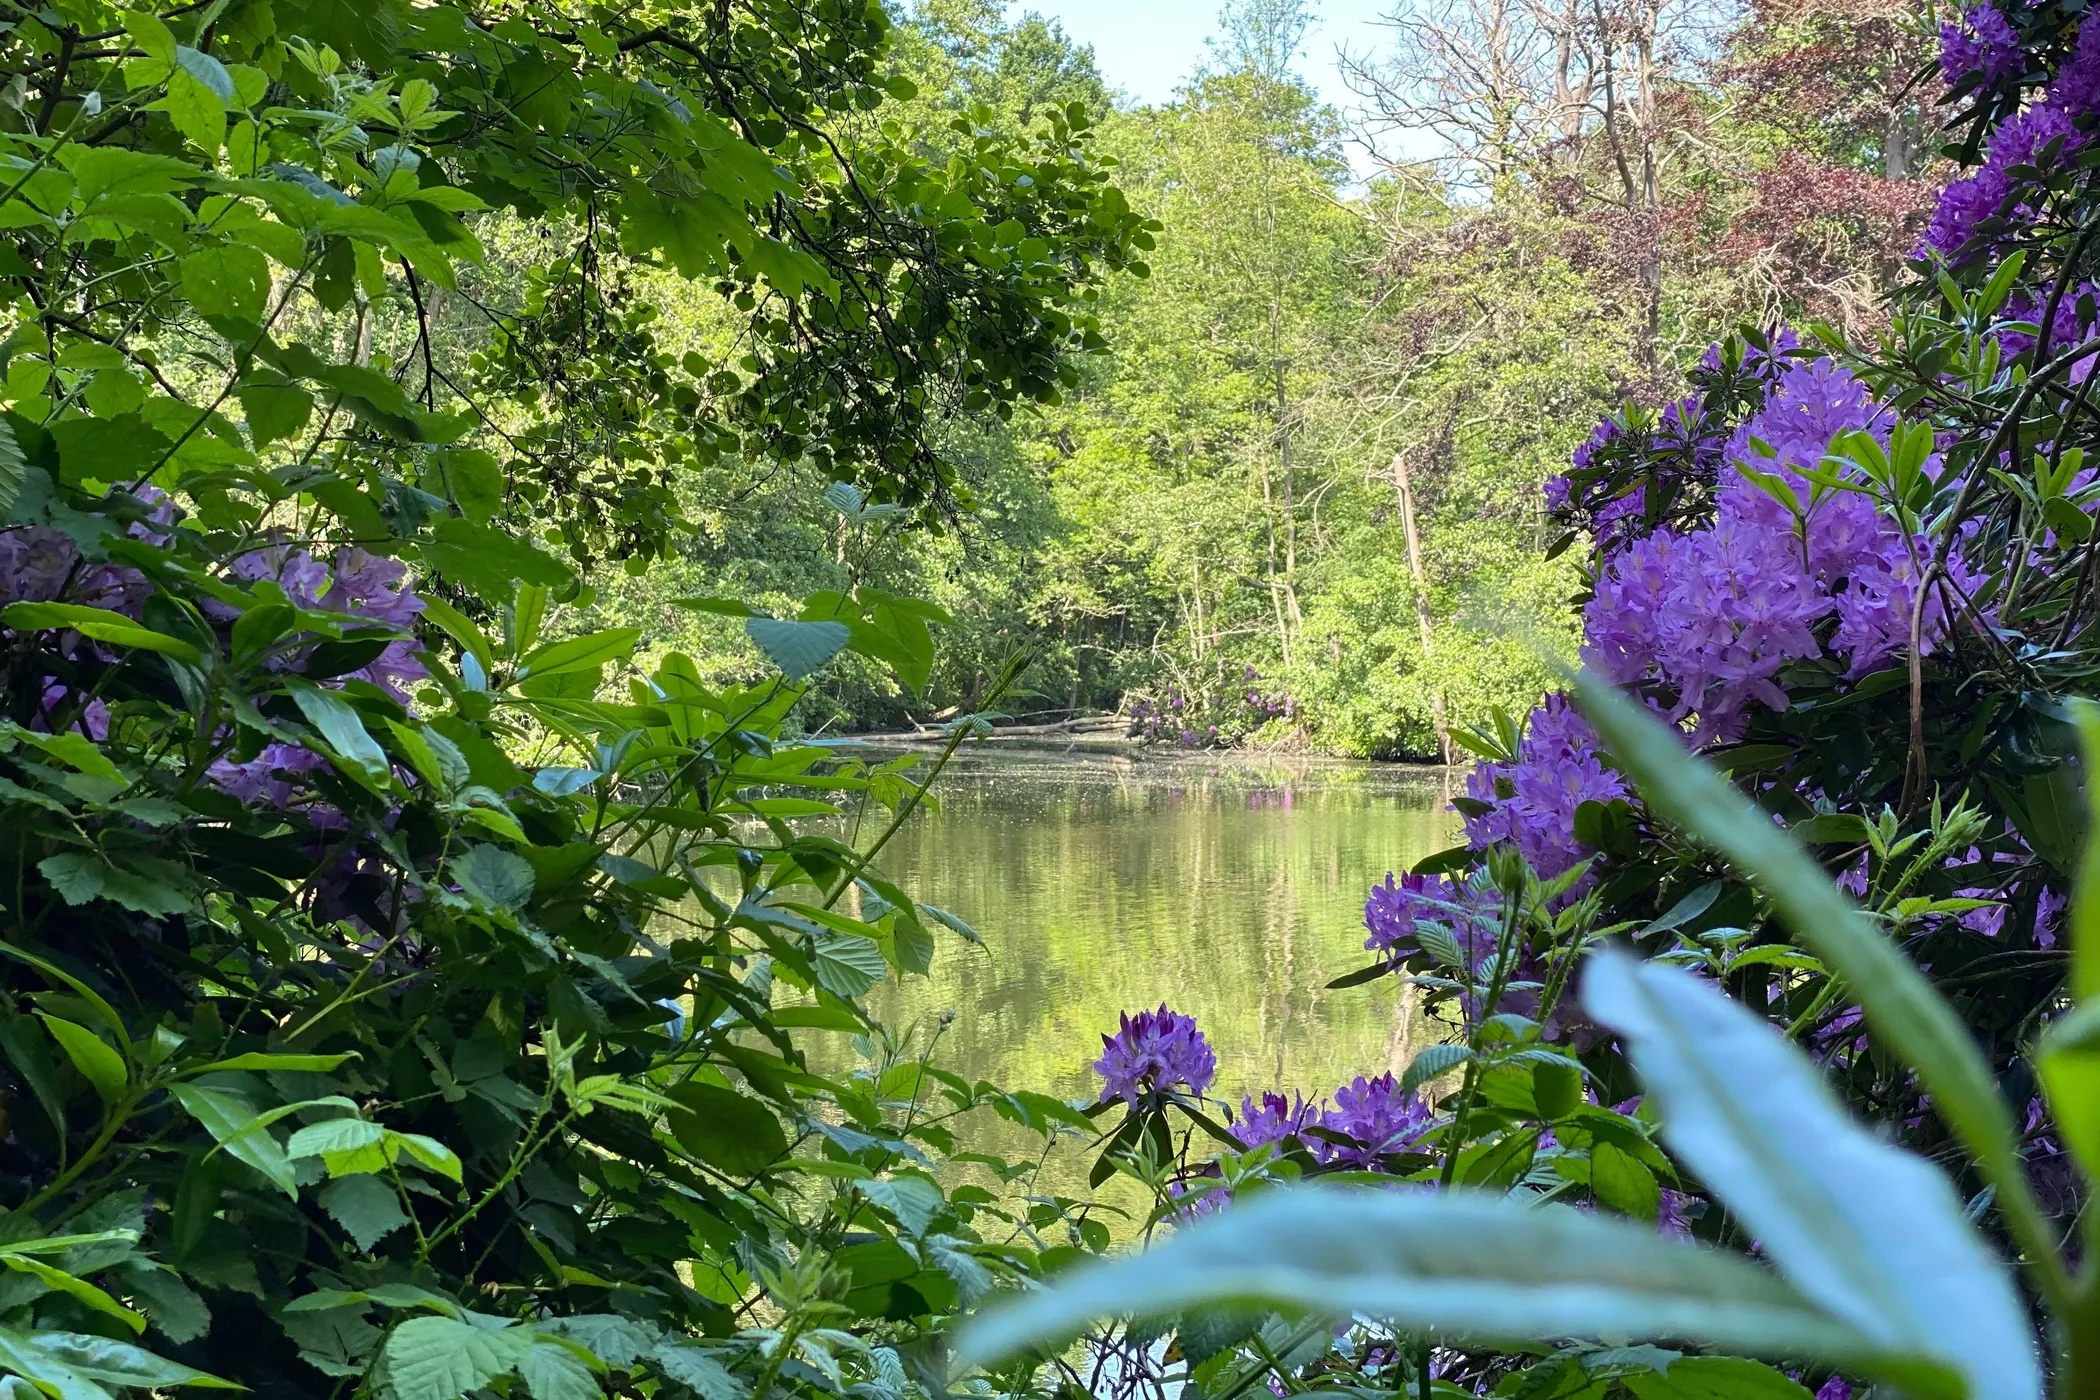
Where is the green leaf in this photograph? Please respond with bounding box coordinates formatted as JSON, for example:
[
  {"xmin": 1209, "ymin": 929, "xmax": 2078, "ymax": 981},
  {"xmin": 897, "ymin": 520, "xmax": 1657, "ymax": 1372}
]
[
  {"xmin": 1400, "ymin": 1043, "xmax": 1472, "ymax": 1098},
  {"xmin": 858, "ymin": 1174, "xmax": 943, "ymax": 1237},
  {"xmin": 1621, "ymin": 1358, "xmax": 1814, "ymax": 1400},
  {"xmin": 180, "ymin": 245, "xmax": 270, "ymax": 323},
  {"xmin": 517, "ymin": 1341, "xmax": 598, "ymax": 1400},
  {"xmin": 653, "ymin": 1345, "xmax": 743, "ymax": 1400},
  {"xmin": 666, "ymin": 1083, "xmax": 787, "ymax": 1175},
  {"xmin": 2037, "ymin": 999, "xmax": 2100, "ymax": 1186},
  {"xmin": 420, "ymin": 517, "xmax": 573, "ymax": 594},
  {"xmin": 0, "ymin": 1014, "xmax": 67, "ymax": 1139},
  {"xmin": 538, "ymin": 1316, "xmax": 658, "ymax": 1368},
  {"xmin": 519, "ymin": 628, "xmax": 639, "ymax": 680},
  {"xmin": 1571, "ymin": 672, "xmax": 2059, "ymax": 1308},
  {"xmin": 1584, "ymin": 951, "xmax": 2036, "ymax": 1400},
  {"xmin": 391, "ymin": 1131, "xmax": 463, "ymax": 1182},
  {"xmin": 1, "ymin": 1254, "xmax": 145, "ymax": 1332},
  {"xmin": 808, "ymin": 930, "xmax": 887, "ymax": 999},
  {"xmin": 287, "ymin": 1116, "xmax": 389, "ymax": 1175},
  {"xmin": 18, "ymin": 1330, "xmax": 233, "ymax": 1387},
  {"xmin": 380, "ymin": 1316, "xmax": 533, "ymax": 1400},
  {"xmin": 745, "ymin": 618, "xmax": 849, "ymax": 680},
  {"xmin": 2068, "ymin": 699, "xmax": 2100, "ymax": 1005},
  {"xmin": 955, "ymin": 1186, "xmax": 1908, "ymax": 1377},
  {"xmin": 0, "ymin": 603, "xmax": 201, "ymax": 663},
  {"xmin": 1591, "ymin": 1139, "xmax": 1659, "ymax": 1221},
  {"xmin": 166, "ymin": 1081, "xmax": 298, "ymax": 1197},
  {"xmin": 0, "ymin": 420, "xmax": 23, "ymax": 518},
  {"xmin": 118, "ymin": 1263, "xmax": 210, "ymax": 1345},
  {"xmin": 319, "ymin": 1173, "xmax": 411, "ymax": 1251},
  {"xmin": 185, "ymin": 1051, "xmax": 357, "ymax": 1075},
  {"xmin": 453, "ymin": 844, "xmax": 535, "ymax": 910},
  {"xmin": 237, "ymin": 379, "xmax": 313, "ymax": 448},
  {"xmin": 289, "ymin": 682, "xmax": 392, "ymax": 783},
  {"xmin": 161, "ymin": 61, "xmax": 228, "ymax": 154},
  {"xmin": 35, "ymin": 1013, "xmax": 126, "ymax": 1104}
]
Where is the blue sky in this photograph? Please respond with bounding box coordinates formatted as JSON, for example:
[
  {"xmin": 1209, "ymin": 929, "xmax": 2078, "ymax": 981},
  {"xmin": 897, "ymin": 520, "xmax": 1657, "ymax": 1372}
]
[{"xmin": 1013, "ymin": 0, "xmax": 1397, "ymax": 112}]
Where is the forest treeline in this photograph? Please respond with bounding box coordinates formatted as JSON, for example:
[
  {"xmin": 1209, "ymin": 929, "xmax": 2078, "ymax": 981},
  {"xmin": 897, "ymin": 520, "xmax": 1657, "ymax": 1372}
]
[{"xmin": 552, "ymin": 0, "xmax": 1940, "ymax": 758}]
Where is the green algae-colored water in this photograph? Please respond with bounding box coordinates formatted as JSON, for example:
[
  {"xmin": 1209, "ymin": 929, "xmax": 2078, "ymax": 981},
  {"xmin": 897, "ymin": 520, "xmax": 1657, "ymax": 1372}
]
[{"xmin": 853, "ymin": 746, "xmax": 1460, "ymax": 1115}]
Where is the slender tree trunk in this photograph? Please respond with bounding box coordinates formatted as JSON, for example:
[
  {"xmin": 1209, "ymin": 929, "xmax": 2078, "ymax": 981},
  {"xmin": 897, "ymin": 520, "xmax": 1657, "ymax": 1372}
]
[
  {"xmin": 1276, "ymin": 361, "xmax": 1303, "ymax": 633},
  {"xmin": 1392, "ymin": 452, "xmax": 1451, "ymax": 764}
]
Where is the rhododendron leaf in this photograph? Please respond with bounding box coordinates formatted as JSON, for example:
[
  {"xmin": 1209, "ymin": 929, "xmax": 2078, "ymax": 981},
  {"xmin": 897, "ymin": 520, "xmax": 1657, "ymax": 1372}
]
[
  {"xmin": 957, "ymin": 1186, "xmax": 1941, "ymax": 1387},
  {"xmin": 1, "ymin": 603, "xmax": 202, "ymax": 663},
  {"xmin": 1585, "ymin": 951, "xmax": 2037, "ymax": 1400},
  {"xmin": 1570, "ymin": 672, "xmax": 2061, "ymax": 1308}
]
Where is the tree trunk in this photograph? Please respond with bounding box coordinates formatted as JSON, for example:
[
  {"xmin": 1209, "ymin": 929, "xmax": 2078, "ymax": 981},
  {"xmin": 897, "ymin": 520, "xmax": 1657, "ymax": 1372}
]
[{"xmin": 1393, "ymin": 452, "xmax": 1452, "ymax": 765}]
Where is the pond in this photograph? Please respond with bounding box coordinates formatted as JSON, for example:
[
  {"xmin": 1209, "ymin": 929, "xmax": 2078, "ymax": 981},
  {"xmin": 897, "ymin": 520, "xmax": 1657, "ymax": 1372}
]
[{"xmin": 850, "ymin": 744, "xmax": 1461, "ymax": 1129}]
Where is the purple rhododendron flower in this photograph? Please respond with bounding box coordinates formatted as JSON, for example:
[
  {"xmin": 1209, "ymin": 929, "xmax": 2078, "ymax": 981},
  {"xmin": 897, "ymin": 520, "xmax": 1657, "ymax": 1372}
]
[
  {"xmin": 1583, "ymin": 358, "xmax": 1971, "ymax": 735},
  {"xmin": 219, "ymin": 543, "xmax": 429, "ymax": 702},
  {"xmin": 1939, "ymin": 4, "xmax": 2021, "ymax": 89},
  {"xmin": 1363, "ymin": 870, "xmax": 1503, "ymax": 963},
  {"xmin": 1462, "ymin": 695, "xmax": 1628, "ymax": 877},
  {"xmin": 1318, "ymin": 1073, "xmax": 1433, "ymax": 1167},
  {"xmin": 1233, "ymin": 1091, "xmax": 1321, "ymax": 1152},
  {"xmin": 1924, "ymin": 76, "xmax": 2089, "ymax": 261},
  {"xmin": 1094, "ymin": 1005, "xmax": 1217, "ymax": 1105}
]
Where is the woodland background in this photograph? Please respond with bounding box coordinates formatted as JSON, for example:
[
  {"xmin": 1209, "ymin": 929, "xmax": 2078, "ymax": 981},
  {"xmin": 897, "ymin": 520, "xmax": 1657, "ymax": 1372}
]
[{"xmin": 553, "ymin": 0, "xmax": 1942, "ymax": 758}]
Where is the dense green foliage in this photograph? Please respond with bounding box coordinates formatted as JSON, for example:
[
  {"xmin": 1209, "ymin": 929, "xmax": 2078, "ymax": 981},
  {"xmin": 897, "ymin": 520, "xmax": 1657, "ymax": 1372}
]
[{"xmin": 0, "ymin": 0, "xmax": 1151, "ymax": 1396}]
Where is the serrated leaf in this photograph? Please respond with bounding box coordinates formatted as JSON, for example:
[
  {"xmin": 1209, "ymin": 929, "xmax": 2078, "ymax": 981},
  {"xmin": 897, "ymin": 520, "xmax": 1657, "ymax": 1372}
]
[
  {"xmin": 808, "ymin": 931, "xmax": 887, "ymax": 999},
  {"xmin": 180, "ymin": 245, "xmax": 270, "ymax": 323},
  {"xmin": 1400, "ymin": 1043, "xmax": 1472, "ymax": 1097},
  {"xmin": 654, "ymin": 1344, "xmax": 743, "ymax": 1400},
  {"xmin": 453, "ymin": 844, "xmax": 535, "ymax": 910},
  {"xmin": 745, "ymin": 618, "xmax": 849, "ymax": 680},
  {"xmin": 857, "ymin": 1174, "xmax": 942, "ymax": 1237},
  {"xmin": 320, "ymin": 1173, "xmax": 410, "ymax": 1251},
  {"xmin": 287, "ymin": 1116, "xmax": 389, "ymax": 1175},
  {"xmin": 381, "ymin": 1316, "xmax": 533, "ymax": 1400},
  {"xmin": 539, "ymin": 1316, "xmax": 659, "ymax": 1369},
  {"xmin": 518, "ymin": 1341, "xmax": 598, "ymax": 1400},
  {"xmin": 117, "ymin": 1263, "xmax": 209, "ymax": 1345},
  {"xmin": 0, "ymin": 420, "xmax": 22, "ymax": 518}
]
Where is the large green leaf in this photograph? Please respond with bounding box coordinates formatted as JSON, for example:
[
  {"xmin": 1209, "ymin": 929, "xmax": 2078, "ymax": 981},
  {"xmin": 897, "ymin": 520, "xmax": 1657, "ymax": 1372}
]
[
  {"xmin": 746, "ymin": 618, "xmax": 849, "ymax": 681},
  {"xmin": 0, "ymin": 603, "xmax": 201, "ymax": 664},
  {"xmin": 1584, "ymin": 951, "xmax": 2037, "ymax": 1400},
  {"xmin": 1570, "ymin": 672, "xmax": 2062, "ymax": 1303},
  {"xmin": 289, "ymin": 682, "xmax": 392, "ymax": 784},
  {"xmin": 166, "ymin": 1082, "xmax": 299, "ymax": 1197},
  {"xmin": 0, "ymin": 419, "xmax": 23, "ymax": 518},
  {"xmin": 453, "ymin": 844, "xmax": 535, "ymax": 910},
  {"xmin": 16, "ymin": 1331, "xmax": 234, "ymax": 1388},
  {"xmin": 380, "ymin": 1317, "xmax": 533, "ymax": 1400},
  {"xmin": 35, "ymin": 1014, "xmax": 126, "ymax": 1104},
  {"xmin": 957, "ymin": 1187, "xmax": 1901, "ymax": 1373},
  {"xmin": 666, "ymin": 1083, "xmax": 787, "ymax": 1176}
]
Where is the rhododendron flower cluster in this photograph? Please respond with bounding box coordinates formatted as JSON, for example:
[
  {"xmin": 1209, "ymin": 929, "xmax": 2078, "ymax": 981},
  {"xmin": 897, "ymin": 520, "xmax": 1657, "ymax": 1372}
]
[
  {"xmin": 1093, "ymin": 1005, "xmax": 1217, "ymax": 1105},
  {"xmin": 1459, "ymin": 695, "xmax": 1626, "ymax": 877},
  {"xmin": 1318, "ymin": 1072, "xmax": 1435, "ymax": 1167},
  {"xmin": 1926, "ymin": 13, "xmax": 2100, "ymax": 260},
  {"xmin": 1939, "ymin": 3, "xmax": 2023, "ymax": 90},
  {"xmin": 1582, "ymin": 357, "xmax": 1972, "ymax": 739},
  {"xmin": 1363, "ymin": 870, "xmax": 1502, "ymax": 964}
]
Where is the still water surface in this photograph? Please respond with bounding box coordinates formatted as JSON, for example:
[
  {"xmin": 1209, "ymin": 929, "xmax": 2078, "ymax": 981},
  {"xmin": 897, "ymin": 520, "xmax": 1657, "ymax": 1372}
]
[{"xmin": 855, "ymin": 747, "xmax": 1459, "ymax": 1111}]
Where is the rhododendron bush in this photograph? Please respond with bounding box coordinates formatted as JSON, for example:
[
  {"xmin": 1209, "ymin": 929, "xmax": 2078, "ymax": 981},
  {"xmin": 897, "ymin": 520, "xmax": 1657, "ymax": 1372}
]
[{"xmin": 957, "ymin": 5, "xmax": 2100, "ymax": 1397}]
